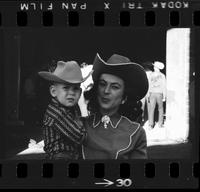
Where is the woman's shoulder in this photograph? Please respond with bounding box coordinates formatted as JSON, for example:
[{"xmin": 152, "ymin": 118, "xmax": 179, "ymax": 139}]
[
  {"xmin": 120, "ymin": 116, "xmax": 145, "ymax": 134},
  {"xmin": 121, "ymin": 116, "xmax": 140, "ymax": 127}
]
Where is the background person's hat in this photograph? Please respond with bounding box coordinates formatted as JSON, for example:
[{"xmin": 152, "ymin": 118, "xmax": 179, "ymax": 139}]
[
  {"xmin": 92, "ymin": 53, "xmax": 149, "ymax": 101},
  {"xmin": 153, "ymin": 61, "xmax": 165, "ymax": 70},
  {"xmin": 38, "ymin": 61, "xmax": 93, "ymax": 84}
]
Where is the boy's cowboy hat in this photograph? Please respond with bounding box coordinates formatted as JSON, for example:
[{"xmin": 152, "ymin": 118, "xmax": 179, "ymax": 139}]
[
  {"xmin": 38, "ymin": 61, "xmax": 93, "ymax": 84},
  {"xmin": 92, "ymin": 53, "xmax": 149, "ymax": 101},
  {"xmin": 153, "ymin": 61, "xmax": 165, "ymax": 70}
]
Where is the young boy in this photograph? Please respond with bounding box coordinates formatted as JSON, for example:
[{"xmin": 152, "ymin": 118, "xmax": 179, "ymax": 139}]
[{"xmin": 38, "ymin": 60, "xmax": 92, "ymax": 160}]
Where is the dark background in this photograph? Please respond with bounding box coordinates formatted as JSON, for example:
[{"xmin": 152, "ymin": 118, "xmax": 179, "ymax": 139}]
[{"xmin": 18, "ymin": 28, "xmax": 166, "ymax": 66}]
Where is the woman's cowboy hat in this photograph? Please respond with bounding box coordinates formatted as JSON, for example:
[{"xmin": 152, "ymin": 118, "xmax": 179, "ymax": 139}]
[
  {"xmin": 92, "ymin": 53, "xmax": 149, "ymax": 101},
  {"xmin": 153, "ymin": 61, "xmax": 165, "ymax": 70},
  {"xmin": 38, "ymin": 61, "xmax": 93, "ymax": 84}
]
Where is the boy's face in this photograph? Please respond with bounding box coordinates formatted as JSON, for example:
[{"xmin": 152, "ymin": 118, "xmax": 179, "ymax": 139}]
[{"xmin": 50, "ymin": 83, "xmax": 81, "ymax": 107}]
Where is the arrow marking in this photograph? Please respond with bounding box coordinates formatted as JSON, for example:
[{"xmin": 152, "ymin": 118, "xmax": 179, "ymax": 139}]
[{"xmin": 95, "ymin": 179, "xmax": 114, "ymax": 187}]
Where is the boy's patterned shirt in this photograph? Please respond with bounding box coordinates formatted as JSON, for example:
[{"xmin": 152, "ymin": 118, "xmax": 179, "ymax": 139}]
[{"xmin": 43, "ymin": 98, "xmax": 86, "ymax": 159}]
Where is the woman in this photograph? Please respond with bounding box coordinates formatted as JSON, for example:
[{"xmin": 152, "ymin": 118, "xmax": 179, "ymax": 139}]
[{"xmin": 82, "ymin": 53, "xmax": 149, "ymax": 159}]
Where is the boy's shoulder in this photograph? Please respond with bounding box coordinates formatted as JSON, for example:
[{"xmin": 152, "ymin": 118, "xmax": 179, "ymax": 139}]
[
  {"xmin": 43, "ymin": 103, "xmax": 66, "ymax": 127},
  {"xmin": 46, "ymin": 101, "xmax": 66, "ymax": 118}
]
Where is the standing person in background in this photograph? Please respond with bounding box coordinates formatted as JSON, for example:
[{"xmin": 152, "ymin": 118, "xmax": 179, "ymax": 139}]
[{"xmin": 148, "ymin": 61, "xmax": 166, "ymax": 129}]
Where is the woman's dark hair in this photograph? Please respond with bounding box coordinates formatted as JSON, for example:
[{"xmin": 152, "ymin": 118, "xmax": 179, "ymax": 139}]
[{"xmin": 84, "ymin": 79, "xmax": 143, "ymax": 123}]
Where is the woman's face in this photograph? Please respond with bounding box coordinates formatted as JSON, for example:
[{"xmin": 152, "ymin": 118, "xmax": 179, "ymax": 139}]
[{"xmin": 97, "ymin": 73, "xmax": 125, "ymax": 115}]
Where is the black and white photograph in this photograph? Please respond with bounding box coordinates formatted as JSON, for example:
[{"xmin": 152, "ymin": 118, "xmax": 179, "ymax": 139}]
[{"xmin": 0, "ymin": 27, "xmax": 197, "ymax": 161}]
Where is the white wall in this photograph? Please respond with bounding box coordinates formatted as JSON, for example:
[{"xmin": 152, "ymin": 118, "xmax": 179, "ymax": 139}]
[{"xmin": 165, "ymin": 28, "xmax": 190, "ymax": 141}]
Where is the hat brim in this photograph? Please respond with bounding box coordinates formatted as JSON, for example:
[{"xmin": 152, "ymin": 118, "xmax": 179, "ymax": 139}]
[
  {"xmin": 92, "ymin": 53, "xmax": 149, "ymax": 101},
  {"xmin": 153, "ymin": 63, "xmax": 164, "ymax": 70},
  {"xmin": 38, "ymin": 70, "xmax": 93, "ymax": 84}
]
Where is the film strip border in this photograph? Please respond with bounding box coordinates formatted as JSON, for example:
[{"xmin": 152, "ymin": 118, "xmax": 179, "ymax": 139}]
[
  {"xmin": 0, "ymin": 0, "xmax": 199, "ymax": 189},
  {"xmin": 0, "ymin": 0, "xmax": 200, "ymax": 27},
  {"xmin": 0, "ymin": 161, "xmax": 199, "ymax": 188}
]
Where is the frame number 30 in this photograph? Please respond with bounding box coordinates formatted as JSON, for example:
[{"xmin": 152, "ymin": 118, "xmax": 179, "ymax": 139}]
[{"xmin": 116, "ymin": 179, "xmax": 132, "ymax": 187}]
